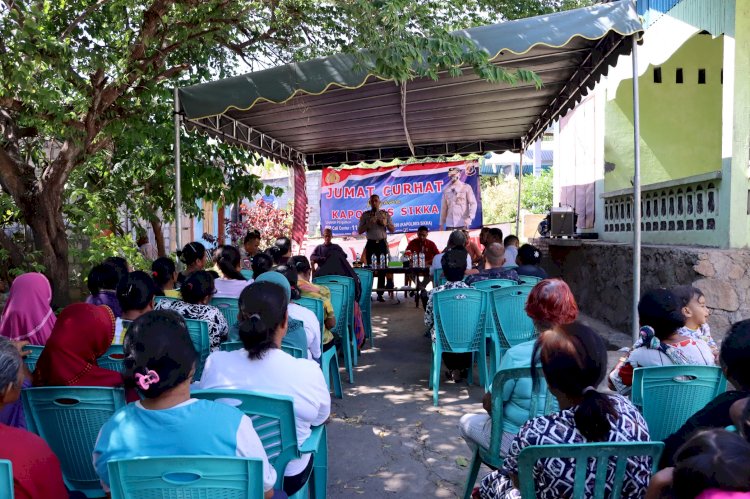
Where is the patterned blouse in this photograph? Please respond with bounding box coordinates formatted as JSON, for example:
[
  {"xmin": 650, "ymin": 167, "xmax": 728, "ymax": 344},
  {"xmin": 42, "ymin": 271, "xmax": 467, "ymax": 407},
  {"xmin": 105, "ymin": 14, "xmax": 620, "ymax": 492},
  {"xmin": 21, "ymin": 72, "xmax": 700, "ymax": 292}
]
[
  {"xmin": 154, "ymin": 299, "xmax": 228, "ymax": 351},
  {"xmin": 479, "ymin": 394, "xmax": 652, "ymax": 499}
]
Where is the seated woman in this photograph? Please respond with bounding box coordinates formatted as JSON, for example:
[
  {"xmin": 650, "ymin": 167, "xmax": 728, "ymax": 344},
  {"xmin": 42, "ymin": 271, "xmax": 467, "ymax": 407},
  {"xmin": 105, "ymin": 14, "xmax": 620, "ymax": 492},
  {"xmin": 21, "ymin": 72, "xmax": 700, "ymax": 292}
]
[
  {"xmin": 291, "ymin": 255, "xmax": 337, "ymax": 352},
  {"xmin": 93, "ymin": 311, "xmax": 280, "ymax": 498},
  {"xmin": 252, "ymin": 252, "xmax": 275, "ymax": 280},
  {"xmin": 0, "ymin": 337, "xmax": 69, "ymax": 498},
  {"xmin": 155, "ymin": 271, "xmax": 228, "ymax": 351},
  {"xmin": 176, "ymin": 242, "xmax": 207, "ymax": 288},
  {"xmin": 85, "ymin": 262, "xmax": 125, "ymax": 317},
  {"xmin": 151, "ymin": 257, "xmax": 181, "ymax": 298},
  {"xmin": 610, "ymin": 288, "xmax": 715, "ymax": 395},
  {"xmin": 514, "ymin": 244, "xmax": 547, "ymax": 279},
  {"xmin": 199, "ymin": 281, "xmax": 331, "ymax": 497},
  {"xmin": 459, "ymin": 279, "xmax": 578, "ymax": 455},
  {"xmin": 114, "ymin": 271, "xmax": 156, "ymax": 344},
  {"xmin": 478, "ymin": 322, "xmax": 652, "ymax": 499},
  {"xmin": 213, "ymin": 245, "xmax": 251, "ymax": 298}
]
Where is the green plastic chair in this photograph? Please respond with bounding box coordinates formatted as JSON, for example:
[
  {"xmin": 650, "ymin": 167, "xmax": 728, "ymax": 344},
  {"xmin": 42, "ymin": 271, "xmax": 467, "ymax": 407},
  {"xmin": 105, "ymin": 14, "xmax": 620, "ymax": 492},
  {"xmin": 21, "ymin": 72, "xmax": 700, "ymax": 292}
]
[
  {"xmin": 96, "ymin": 345, "xmax": 125, "ymax": 373},
  {"xmin": 154, "ymin": 295, "xmax": 180, "ymax": 306},
  {"xmin": 294, "ymin": 297, "xmax": 343, "ymax": 399},
  {"xmin": 518, "ymin": 275, "xmax": 543, "ymax": 285},
  {"xmin": 220, "ymin": 341, "xmax": 244, "ymax": 352},
  {"xmin": 631, "ymin": 365, "xmax": 727, "ymax": 441},
  {"xmin": 462, "ymin": 367, "xmax": 558, "ymax": 499},
  {"xmin": 0, "ymin": 460, "xmax": 12, "ymax": 499},
  {"xmin": 108, "ymin": 456, "xmax": 264, "ymax": 499},
  {"xmin": 211, "ymin": 297, "xmax": 240, "ymax": 329},
  {"xmin": 487, "ymin": 285, "xmax": 535, "ymax": 380},
  {"xmin": 433, "ymin": 268, "xmax": 446, "ymax": 287},
  {"xmin": 184, "ymin": 319, "xmax": 211, "ymax": 381},
  {"xmin": 429, "ymin": 288, "xmax": 487, "ymax": 406},
  {"xmin": 313, "ymin": 276, "xmax": 356, "ymax": 384},
  {"xmin": 191, "ymin": 389, "xmax": 327, "ymax": 499},
  {"xmin": 470, "ymin": 279, "xmax": 518, "ymax": 291},
  {"xmin": 517, "ymin": 441, "xmax": 664, "ymax": 499},
  {"xmin": 240, "ymin": 269, "xmax": 254, "ymax": 280},
  {"xmin": 353, "ymin": 268, "xmax": 374, "ymax": 347},
  {"xmin": 282, "ymin": 344, "xmax": 305, "ymax": 359},
  {"xmin": 22, "ymin": 386, "xmax": 127, "ymax": 498},
  {"xmin": 22, "ymin": 345, "xmax": 45, "ymax": 372}
]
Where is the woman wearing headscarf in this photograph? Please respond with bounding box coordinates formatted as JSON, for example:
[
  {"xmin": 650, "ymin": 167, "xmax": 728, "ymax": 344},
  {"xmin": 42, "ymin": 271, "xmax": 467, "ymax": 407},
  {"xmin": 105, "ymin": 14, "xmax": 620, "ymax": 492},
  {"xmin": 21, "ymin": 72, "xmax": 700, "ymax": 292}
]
[{"xmin": 0, "ymin": 273, "xmax": 56, "ymax": 345}]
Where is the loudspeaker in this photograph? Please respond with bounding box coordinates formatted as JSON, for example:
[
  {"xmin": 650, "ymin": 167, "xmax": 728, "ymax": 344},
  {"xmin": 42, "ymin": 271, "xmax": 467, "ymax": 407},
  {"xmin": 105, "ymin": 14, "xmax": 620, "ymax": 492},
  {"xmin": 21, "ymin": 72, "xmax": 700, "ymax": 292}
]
[{"xmin": 550, "ymin": 210, "xmax": 576, "ymax": 236}]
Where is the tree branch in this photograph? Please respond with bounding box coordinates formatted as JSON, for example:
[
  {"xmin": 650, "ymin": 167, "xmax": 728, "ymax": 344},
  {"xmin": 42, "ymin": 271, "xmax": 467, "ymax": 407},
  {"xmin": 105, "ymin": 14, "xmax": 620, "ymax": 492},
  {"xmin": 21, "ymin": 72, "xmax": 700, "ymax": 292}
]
[
  {"xmin": 59, "ymin": 0, "xmax": 114, "ymax": 40},
  {"xmin": 0, "ymin": 228, "xmax": 24, "ymax": 268}
]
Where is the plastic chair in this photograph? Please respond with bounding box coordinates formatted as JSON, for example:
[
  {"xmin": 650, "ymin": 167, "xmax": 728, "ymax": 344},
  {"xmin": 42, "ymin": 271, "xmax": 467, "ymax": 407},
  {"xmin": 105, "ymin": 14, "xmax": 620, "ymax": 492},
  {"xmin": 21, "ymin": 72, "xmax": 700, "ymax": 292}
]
[
  {"xmin": 220, "ymin": 341, "xmax": 244, "ymax": 352},
  {"xmin": 282, "ymin": 344, "xmax": 305, "ymax": 359},
  {"xmin": 96, "ymin": 345, "xmax": 125, "ymax": 373},
  {"xmin": 154, "ymin": 295, "xmax": 180, "ymax": 306},
  {"xmin": 470, "ymin": 279, "xmax": 518, "ymax": 291},
  {"xmin": 433, "ymin": 268, "xmax": 446, "ymax": 287},
  {"xmin": 294, "ymin": 297, "xmax": 342, "ymax": 399},
  {"xmin": 353, "ymin": 268, "xmax": 374, "ymax": 347},
  {"xmin": 0, "ymin": 460, "xmax": 12, "ymax": 499},
  {"xmin": 240, "ymin": 269, "xmax": 254, "ymax": 280},
  {"xmin": 430, "ymin": 288, "xmax": 487, "ymax": 406},
  {"xmin": 22, "ymin": 345, "xmax": 45, "ymax": 372},
  {"xmin": 211, "ymin": 297, "xmax": 240, "ymax": 329},
  {"xmin": 191, "ymin": 389, "xmax": 327, "ymax": 499},
  {"xmin": 313, "ymin": 276, "xmax": 356, "ymax": 384},
  {"xmin": 518, "ymin": 275, "xmax": 542, "ymax": 285},
  {"xmin": 487, "ymin": 285, "xmax": 535, "ymax": 379},
  {"xmin": 631, "ymin": 365, "xmax": 727, "ymax": 441},
  {"xmin": 22, "ymin": 386, "xmax": 127, "ymax": 498},
  {"xmin": 462, "ymin": 367, "xmax": 558, "ymax": 499},
  {"xmin": 517, "ymin": 441, "xmax": 664, "ymax": 499},
  {"xmin": 108, "ymin": 456, "xmax": 264, "ymax": 499},
  {"xmin": 184, "ymin": 319, "xmax": 211, "ymax": 381}
]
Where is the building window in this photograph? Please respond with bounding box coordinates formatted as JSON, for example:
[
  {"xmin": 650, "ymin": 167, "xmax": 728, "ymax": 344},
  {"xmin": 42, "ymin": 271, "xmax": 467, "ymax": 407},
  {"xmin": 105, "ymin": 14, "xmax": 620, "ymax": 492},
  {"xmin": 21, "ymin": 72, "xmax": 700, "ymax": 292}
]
[
  {"xmin": 676, "ymin": 68, "xmax": 684, "ymax": 84},
  {"xmin": 653, "ymin": 67, "xmax": 662, "ymax": 83},
  {"xmin": 698, "ymin": 68, "xmax": 706, "ymax": 84}
]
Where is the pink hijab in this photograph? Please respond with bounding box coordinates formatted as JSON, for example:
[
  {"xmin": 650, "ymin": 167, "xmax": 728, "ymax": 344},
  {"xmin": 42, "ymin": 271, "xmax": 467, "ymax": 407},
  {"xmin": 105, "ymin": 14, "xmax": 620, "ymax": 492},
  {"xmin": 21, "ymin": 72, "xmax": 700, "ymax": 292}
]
[{"xmin": 0, "ymin": 272, "xmax": 56, "ymax": 345}]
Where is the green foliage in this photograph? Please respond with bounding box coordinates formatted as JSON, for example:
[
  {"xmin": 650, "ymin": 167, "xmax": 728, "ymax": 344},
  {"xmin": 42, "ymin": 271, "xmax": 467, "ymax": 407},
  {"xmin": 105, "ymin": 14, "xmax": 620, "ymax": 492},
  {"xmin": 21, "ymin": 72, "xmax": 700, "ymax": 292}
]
[
  {"xmin": 481, "ymin": 169, "xmax": 553, "ymax": 223},
  {"xmin": 521, "ymin": 169, "xmax": 553, "ymax": 213}
]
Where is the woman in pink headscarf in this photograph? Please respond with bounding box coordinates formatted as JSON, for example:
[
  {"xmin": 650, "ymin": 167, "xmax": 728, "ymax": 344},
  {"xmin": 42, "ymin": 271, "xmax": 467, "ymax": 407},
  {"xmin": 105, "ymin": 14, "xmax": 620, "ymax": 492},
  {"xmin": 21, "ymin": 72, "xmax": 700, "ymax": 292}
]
[{"xmin": 0, "ymin": 273, "xmax": 56, "ymax": 345}]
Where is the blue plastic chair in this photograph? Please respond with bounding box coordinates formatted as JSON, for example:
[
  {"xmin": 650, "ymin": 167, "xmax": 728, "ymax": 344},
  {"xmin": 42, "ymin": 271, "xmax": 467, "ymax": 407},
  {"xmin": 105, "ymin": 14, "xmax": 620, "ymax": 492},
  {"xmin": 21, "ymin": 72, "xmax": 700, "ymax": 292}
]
[
  {"xmin": 487, "ymin": 285, "xmax": 535, "ymax": 379},
  {"xmin": 108, "ymin": 456, "xmax": 264, "ymax": 499},
  {"xmin": 518, "ymin": 275, "xmax": 543, "ymax": 285},
  {"xmin": 462, "ymin": 367, "xmax": 558, "ymax": 499},
  {"xmin": 430, "ymin": 288, "xmax": 487, "ymax": 406},
  {"xmin": 191, "ymin": 390, "xmax": 327, "ymax": 499},
  {"xmin": 22, "ymin": 386, "xmax": 127, "ymax": 498},
  {"xmin": 433, "ymin": 268, "xmax": 446, "ymax": 287},
  {"xmin": 154, "ymin": 295, "xmax": 180, "ymax": 306},
  {"xmin": 96, "ymin": 345, "xmax": 125, "ymax": 373},
  {"xmin": 22, "ymin": 345, "xmax": 45, "ymax": 372},
  {"xmin": 282, "ymin": 344, "xmax": 305, "ymax": 359},
  {"xmin": 184, "ymin": 319, "xmax": 211, "ymax": 381},
  {"xmin": 211, "ymin": 297, "xmax": 240, "ymax": 329},
  {"xmin": 631, "ymin": 365, "xmax": 727, "ymax": 441},
  {"xmin": 240, "ymin": 269, "xmax": 254, "ymax": 280},
  {"xmin": 220, "ymin": 341, "xmax": 244, "ymax": 352},
  {"xmin": 353, "ymin": 268, "xmax": 374, "ymax": 347},
  {"xmin": 294, "ymin": 297, "xmax": 342, "ymax": 399},
  {"xmin": 313, "ymin": 276, "xmax": 356, "ymax": 384},
  {"xmin": 517, "ymin": 441, "xmax": 664, "ymax": 499},
  {"xmin": 470, "ymin": 279, "xmax": 518, "ymax": 291},
  {"xmin": 0, "ymin": 460, "xmax": 12, "ymax": 499}
]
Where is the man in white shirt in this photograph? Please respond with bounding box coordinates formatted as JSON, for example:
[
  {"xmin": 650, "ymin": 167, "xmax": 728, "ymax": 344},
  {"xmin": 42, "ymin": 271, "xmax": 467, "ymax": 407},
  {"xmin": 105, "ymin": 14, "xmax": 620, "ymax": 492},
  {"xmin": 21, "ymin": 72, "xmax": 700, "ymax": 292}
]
[{"xmin": 439, "ymin": 167, "xmax": 477, "ymax": 230}]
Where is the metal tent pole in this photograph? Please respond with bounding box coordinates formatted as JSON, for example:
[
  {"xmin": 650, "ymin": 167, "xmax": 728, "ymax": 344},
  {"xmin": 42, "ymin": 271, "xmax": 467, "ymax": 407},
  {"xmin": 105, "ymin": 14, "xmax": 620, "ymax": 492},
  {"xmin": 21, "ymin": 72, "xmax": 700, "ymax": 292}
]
[
  {"xmin": 516, "ymin": 151, "xmax": 523, "ymax": 236},
  {"xmin": 631, "ymin": 36, "xmax": 642, "ymax": 342},
  {"xmin": 174, "ymin": 88, "xmax": 183, "ymax": 253}
]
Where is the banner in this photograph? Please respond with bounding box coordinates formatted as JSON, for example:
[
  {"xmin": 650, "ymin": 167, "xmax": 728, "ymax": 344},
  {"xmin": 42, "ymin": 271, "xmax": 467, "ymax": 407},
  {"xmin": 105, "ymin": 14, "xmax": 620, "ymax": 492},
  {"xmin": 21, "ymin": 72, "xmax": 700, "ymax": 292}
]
[{"xmin": 320, "ymin": 160, "xmax": 482, "ymax": 235}]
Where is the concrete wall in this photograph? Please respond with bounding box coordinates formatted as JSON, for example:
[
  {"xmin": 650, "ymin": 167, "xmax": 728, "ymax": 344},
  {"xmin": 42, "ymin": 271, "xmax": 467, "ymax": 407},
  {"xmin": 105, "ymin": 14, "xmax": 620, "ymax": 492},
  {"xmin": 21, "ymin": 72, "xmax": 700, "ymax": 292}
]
[{"xmin": 537, "ymin": 239, "xmax": 750, "ymax": 343}]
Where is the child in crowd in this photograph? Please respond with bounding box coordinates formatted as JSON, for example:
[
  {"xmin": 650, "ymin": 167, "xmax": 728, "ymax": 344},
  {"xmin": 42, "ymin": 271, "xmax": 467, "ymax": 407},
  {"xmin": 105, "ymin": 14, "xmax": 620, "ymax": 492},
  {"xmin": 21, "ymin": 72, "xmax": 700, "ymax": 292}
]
[
  {"xmin": 515, "ymin": 244, "xmax": 547, "ymax": 278},
  {"xmin": 93, "ymin": 310, "xmax": 280, "ymax": 498},
  {"xmin": 176, "ymin": 242, "xmax": 207, "ymax": 287},
  {"xmin": 213, "ymin": 245, "xmax": 251, "ymax": 298},
  {"xmin": 151, "ymin": 257, "xmax": 180, "ymax": 298},
  {"xmin": 646, "ymin": 429, "xmax": 750, "ymax": 499},
  {"xmin": 609, "ymin": 289, "xmax": 714, "ymax": 396},
  {"xmin": 86, "ymin": 261, "xmax": 126, "ymax": 317},
  {"xmin": 502, "ymin": 235, "xmax": 519, "ymax": 268},
  {"xmin": 114, "ymin": 271, "xmax": 156, "ymax": 344},
  {"xmin": 658, "ymin": 319, "xmax": 750, "ymax": 468},
  {"xmin": 672, "ymin": 285, "xmax": 719, "ymax": 360}
]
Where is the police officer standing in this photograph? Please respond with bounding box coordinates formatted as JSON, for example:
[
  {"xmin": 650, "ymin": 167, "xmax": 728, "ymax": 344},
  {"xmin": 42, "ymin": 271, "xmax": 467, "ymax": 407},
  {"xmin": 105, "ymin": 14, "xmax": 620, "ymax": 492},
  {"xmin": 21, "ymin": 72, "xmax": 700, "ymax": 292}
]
[
  {"xmin": 439, "ymin": 167, "xmax": 477, "ymax": 231},
  {"xmin": 358, "ymin": 194, "xmax": 395, "ymax": 301}
]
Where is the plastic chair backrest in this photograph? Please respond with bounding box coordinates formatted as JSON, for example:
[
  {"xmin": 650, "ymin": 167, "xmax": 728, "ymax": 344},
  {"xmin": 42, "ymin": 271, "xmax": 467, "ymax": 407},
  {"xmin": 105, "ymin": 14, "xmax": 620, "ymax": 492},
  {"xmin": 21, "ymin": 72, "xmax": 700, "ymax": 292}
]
[
  {"xmin": 294, "ymin": 296, "xmax": 325, "ymax": 333},
  {"xmin": 22, "ymin": 345, "xmax": 45, "ymax": 372},
  {"xmin": 184, "ymin": 318, "xmax": 211, "ymax": 381},
  {"xmin": 313, "ymin": 280, "xmax": 351, "ymax": 337},
  {"xmin": 517, "ymin": 441, "xmax": 664, "ymax": 499},
  {"xmin": 220, "ymin": 341, "xmax": 244, "ymax": 352},
  {"xmin": 240, "ymin": 269, "xmax": 254, "ymax": 280},
  {"xmin": 191, "ymin": 390, "xmax": 300, "ymax": 490},
  {"xmin": 313, "ymin": 275, "xmax": 355, "ymax": 312},
  {"xmin": 211, "ymin": 297, "xmax": 240, "ymax": 329},
  {"xmin": 281, "ymin": 344, "xmax": 305, "ymax": 359},
  {"xmin": 154, "ymin": 295, "xmax": 180, "ymax": 306},
  {"xmin": 353, "ymin": 268, "xmax": 374, "ymax": 305},
  {"xmin": 108, "ymin": 456, "xmax": 264, "ymax": 499},
  {"xmin": 432, "ymin": 288, "xmax": 486, "ymax": 352},
  {"xmin": 0, "ymin": 460, "xmax": 12, "ymax": 499},
  {"xmin": 518, "ymin": 275, "xmax": 542, "ymax": 285},
  {"xmin": 433, "ymin": 268, "xmax": 446, "ymax": 287},
  {"xmin": 471, "ymin": 279, "xmax": 518, "ymax": 291},
  {"xmin": 631, "ymin": 365, "xmax": 727, "ymax": 440},
  {"xmin": 21, "ymin": 386, "xmax": 127, "ymax": 496},
  {"xmin": 97, "ymin": 344, "xmax": 125, "ymax": 373},
  {"xmin": 490, "ymin": 285, "xmax": 535, "ymax": 349}
]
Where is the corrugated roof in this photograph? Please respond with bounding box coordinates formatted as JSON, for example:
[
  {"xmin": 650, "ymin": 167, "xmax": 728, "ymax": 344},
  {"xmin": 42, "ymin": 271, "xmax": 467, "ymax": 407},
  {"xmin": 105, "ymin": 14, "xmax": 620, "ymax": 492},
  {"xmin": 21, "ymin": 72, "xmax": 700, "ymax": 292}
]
[{"xmin": 178, "ymin": 0, "xmax": 642, "ymax": 168}]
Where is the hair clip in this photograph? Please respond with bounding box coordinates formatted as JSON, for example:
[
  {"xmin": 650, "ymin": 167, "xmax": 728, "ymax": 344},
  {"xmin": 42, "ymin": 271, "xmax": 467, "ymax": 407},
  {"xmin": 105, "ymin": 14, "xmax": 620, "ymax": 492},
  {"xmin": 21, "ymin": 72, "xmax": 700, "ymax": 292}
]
[
  {"xmin": 186, "ymin": 283, "xmax": 193, "ymax": 289},
  {"xmin": 249, "ymin": 313, "xmax": 261, "ymax": 321},
  {"xmin": 127, "ymin": 284, "xmax": 133, "ymax": 295},
  {"xmin": 188, "ymin": 243, "xmax": 195, "ymax": 251},
  {"xmin": 134, "ymin": 369, "xmax": 160, "ymax": 390},
  {"xmin": 152, "ymin": 271, "xmax": 158, "ymax": 277}
]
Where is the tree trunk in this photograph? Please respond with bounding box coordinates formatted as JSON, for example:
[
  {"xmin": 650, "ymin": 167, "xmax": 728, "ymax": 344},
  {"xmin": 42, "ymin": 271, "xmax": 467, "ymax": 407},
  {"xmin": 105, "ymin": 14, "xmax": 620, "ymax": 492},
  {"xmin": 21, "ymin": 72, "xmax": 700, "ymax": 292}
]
[{"xmin": 150, "ymin": 215, "xmax": 166, "ymax": 256}]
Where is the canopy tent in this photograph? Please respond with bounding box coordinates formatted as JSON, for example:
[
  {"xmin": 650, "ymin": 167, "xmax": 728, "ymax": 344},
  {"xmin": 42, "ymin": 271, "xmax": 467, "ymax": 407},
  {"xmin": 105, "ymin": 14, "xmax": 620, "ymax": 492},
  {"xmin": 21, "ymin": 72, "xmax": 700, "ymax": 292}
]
[{"xmin": 174, "ymin": 0, "xmax": 645, "ymax": 339}]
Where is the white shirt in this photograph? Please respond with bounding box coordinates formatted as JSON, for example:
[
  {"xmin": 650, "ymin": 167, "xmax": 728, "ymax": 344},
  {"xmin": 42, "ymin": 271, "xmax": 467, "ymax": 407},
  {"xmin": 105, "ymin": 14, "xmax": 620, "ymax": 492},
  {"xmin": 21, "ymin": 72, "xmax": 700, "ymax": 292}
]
[
  {"xmin": 288, "ymin": 303, "xmax": 321, "ymax": 360},
  {"xmin": 199, "ymin": 349, "xmax": 331, "ymax": 476},
  {"xmin": 440, "ymin": 180, "xmax": 477, "ymax": 228},
  {"xmin": 214, "ymin": 278, "xmax": 253, "ymax": 299},
  {"xmin": 503, "ymin": 246, "xmax": 518, "ymax": 267},
  {"xmin": 430, "ymin": 252, "xmax": 472, "ymax": 272}
]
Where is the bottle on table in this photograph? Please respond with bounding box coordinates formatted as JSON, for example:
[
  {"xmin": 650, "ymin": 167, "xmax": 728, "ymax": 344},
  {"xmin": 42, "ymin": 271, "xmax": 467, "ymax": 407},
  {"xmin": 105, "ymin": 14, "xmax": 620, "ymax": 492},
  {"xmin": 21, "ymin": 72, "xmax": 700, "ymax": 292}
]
[{"xmin": 371, "ymin": 254, "xmax": 377, "ymax": 269}]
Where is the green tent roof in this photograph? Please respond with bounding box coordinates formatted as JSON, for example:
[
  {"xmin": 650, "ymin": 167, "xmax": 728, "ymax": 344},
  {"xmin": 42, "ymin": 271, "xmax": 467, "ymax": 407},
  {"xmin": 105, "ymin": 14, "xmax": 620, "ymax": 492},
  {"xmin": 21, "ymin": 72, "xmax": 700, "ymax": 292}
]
[{"xmin": 178, "ymin": 0, "xmax": 642, "ymax": 167}]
